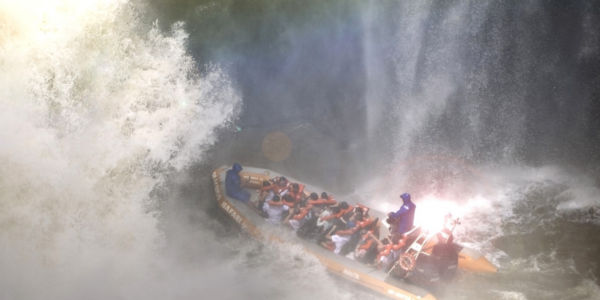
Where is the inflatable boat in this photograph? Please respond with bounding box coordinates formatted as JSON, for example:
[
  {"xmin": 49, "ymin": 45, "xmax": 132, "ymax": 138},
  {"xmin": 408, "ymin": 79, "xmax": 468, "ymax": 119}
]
[{"xmin": 212, "ymin": 165, "xmax": 497, "ymax": 300}]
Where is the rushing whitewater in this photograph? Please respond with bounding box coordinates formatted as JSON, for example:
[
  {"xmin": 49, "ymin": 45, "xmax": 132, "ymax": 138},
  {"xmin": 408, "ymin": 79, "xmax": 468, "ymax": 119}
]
[{"xmin": 0, "ymin": 1, "xmax": 241, "ymax": 298}]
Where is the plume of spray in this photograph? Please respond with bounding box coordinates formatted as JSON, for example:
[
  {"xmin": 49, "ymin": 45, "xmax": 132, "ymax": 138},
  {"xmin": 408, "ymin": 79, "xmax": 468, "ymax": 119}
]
[
  {"xmin": 359, "ymin": 1, "xmax": 600, "ymax": 277},
  {"xmin": 0, "ymin": 0, "xmax": 240, "ymax": 298}
]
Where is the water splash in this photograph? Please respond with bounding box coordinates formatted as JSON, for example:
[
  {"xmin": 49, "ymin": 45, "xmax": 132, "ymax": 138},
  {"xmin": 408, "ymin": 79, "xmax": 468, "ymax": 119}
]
[{"xmin": 0, "ymin": 1, "xmax": 239, "ymax": 298}]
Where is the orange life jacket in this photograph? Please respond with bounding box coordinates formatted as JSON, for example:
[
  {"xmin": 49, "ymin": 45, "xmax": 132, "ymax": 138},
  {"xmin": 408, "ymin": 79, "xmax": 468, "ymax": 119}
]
[
  {"xmin": 308, "ymin": 195, "xmax": 337, "ymax": 207},
  {"xmin": 335, "ymin": 215, "xmax": 376, "ymax": 236},
  {"xmin": 292, "ymin": 205, "xmax": 312, "ymax": 221},
  {"xmin": 358, "ymin": 238, "xmax": 375, "ymax": 251},
  {"xmin": 320, "ymin": 205, "xmax": 354, "ymax": 221}
]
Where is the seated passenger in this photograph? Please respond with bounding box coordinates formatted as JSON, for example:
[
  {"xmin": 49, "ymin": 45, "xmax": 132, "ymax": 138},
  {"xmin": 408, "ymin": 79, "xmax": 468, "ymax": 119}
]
[
  {"xmin": 259, "ymin": 180, "xmax": 274, "ymax": 202},
  {"xmin": 321, "ymin": 211, "xmax": 366, "ymax": 255},
  {"xmin": 262, "ymin": 195, "xmax": 289, "ymax": 225},
  {"xmin": 354, "ymin": 215, "xmax": 380, "ymax": 259},
  {"xmin": 356, "ymin": 204, "xmax": 370, "ymax": 219},
  {"xmin": 288, "ymin": 183, "xmax": 306, "ymax": 204},
  {"xmin": 285, "ymin": 201, "xmax": 312, "ymax": 231},
  {"xmin": 281, "ymin": 194, "xmax": 296, "ymax": 208},
  {"xmin": 256, "ymin": 180, "xmax": 272, "ymax": 213},
  {"xmin": 308, "ymin": 192, "xmax": 337, "ymax": 207},
  {"xmin": 321, "ymin": 223, "xmax": 355, "ymax": 254},
  {"xmin": 337, "ymin": 216, "xmax": 379, "ymax": 256},
  {"xmin": 307, "ymin": 192, "xmax": 328, "ymax": 217},
  {"xmin": 320, "ymin": 201, "xmax": 353, "ymax": 221},
  {"xmin": 354, "ymin": 227, "xmax": 380, "ymax": 263},
  {"xmin": 257, "ymin": 177, "xmax": 290, "ymax": 207},
  {"xmin": 375, "ymin": 237, "xmax": 407, "ymax": 270},
  {"xmin": 319, "ymin": 201, "xmax": 354, "ymax": 237},
  {"xmin": 225, "ymin": 163, "xmax": 250, "ymax": 203},
  {"xmin": 316, "ymin": 205, "xmax": 337, "ymax": 234},
  {"xmin": 274, "ymin": 176, "xmax": 290, "ymax": 196}
]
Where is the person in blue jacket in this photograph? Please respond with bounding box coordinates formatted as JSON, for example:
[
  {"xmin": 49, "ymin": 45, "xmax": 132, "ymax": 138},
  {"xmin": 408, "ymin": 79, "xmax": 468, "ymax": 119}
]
[
  {"xmin": 388, "ymin": 193, "xmax": 416, "ymax": 242},
  {"xmin": 225, "ymin": 163, "xmax": 250, "ymax": 203}
]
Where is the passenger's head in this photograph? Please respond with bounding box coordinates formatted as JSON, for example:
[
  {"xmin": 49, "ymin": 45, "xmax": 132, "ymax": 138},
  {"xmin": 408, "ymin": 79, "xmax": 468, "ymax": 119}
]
[
  {"xmin": 232, "ymin": 163, "xmax": 242, "ymax": 172},
  {"xmin": 355, "ymin": 208, "xmax": 364, "ymax": 221},
  {"xmin": 283, "ymin": 194, "xmax": 294, "ymax": 203},
  {"xmin": 292, "ymin": 183, "xmax": 299, "ymax": 192},
  {"xmin": 321, "ymin": 192, "xmax": 328, "ymax": 199},
  {"xmin": 262, "ymin": 180, "xmax": 270, "ymax": 187},
  {"xmin": 400, "ymin": 193, "xmax": 411, "ymax": 203},
  {"xmin": 332, "ymin": 207, "xmax": 341, "ymax": 214},
  {"xmin": 310, "ymin": 192, "xmax": 319, "ymax": 200},
  {"xmin": 340, "ymin": 201, "xmax": 349, "ymax": 210},
  {"xmin": 278, "ymin": 176, "xmax": 288, "ymax": 186},
  {"xmin": 272, "ymin": 195, "xmax": 280, "ymax": 202}
]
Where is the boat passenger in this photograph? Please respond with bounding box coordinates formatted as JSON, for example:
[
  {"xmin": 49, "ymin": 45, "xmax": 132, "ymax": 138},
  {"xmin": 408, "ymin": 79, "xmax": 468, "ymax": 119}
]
[
  {"xmin": 354, "ymin": 217, "xmax": 381, "ymax": 262},
  {"xmin": 263, "ymin": 195, "xmax": 289, "ymax": 225},
  {"xmin": 282, "ymin": 194, "xmax": 296, "ymax": 208},
  {"xmin": 321, "ymin": 201, "xmax": 353, "ymax": 221},
  {"xmin": 356, "ymin": 204, "xmax": 370, "ymax": 218},
  {"xmin": 321, "ymin": 221, "xmax": 355, "ymax": 254},
  {"xmin": 375, "ymin": 237, "xmax": 407, "ymax": 270},
  {"xmin": 285, "ymin": 201, "xmax": 312, "ymax": 231},
  {"xmin": 319, "ymin": 201, "xmax": 354, "ymax": 238},
  {"xmin": 256, "ymin": 180, "xmax": 273, "ymax": 212},
  {"xmin": 316, "ymin": 205, "xmax": 336, "ymax": 234},
  {"xmin": 225, "ymin": 163, "xmax": 250, "ymax": 203},
  {"xmin": 354, "ymin": 227, "xmax": 380, "ymax": 263},
  {"xmin": 305, "ymin": 192, "xmax": 326, "ymax": 216},
  {"xmin": 338, "ymin": 216, "xmax": 379, "ymax": 256},
  {"xmin": 258, "ymin": 176, "xmax": 290, "ymax": 204},
  {"xmin": 308, "ymin": 192, "xmax": 337, "ymax": 207},
  {"xmin": 259, "ymin": 180, "xmax": 274, "ymax": 200},
  {"xmin": 387, "ymin": 193, "xmax": 416, "ymax": 243},
  {"xmin": 274, "ymin": 176, "xmax": 290, "ymax": 196},
  {"xmin": 322, "ymin": 211, "xmax": 370, "ymax": 255},
  {"xmin": 288, "ymin": 183, "xmax": 306, "ymax": 203}
]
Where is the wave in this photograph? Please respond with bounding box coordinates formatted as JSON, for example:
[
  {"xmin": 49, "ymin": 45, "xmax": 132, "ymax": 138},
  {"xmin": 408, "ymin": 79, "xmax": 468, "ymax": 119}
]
[{"xmin": 0, "ymin": 1, "xmax": 239, "ymax": 299}]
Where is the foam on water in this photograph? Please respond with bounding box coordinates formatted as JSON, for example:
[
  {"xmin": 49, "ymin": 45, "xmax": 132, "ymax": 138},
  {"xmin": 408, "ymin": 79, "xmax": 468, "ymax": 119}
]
[{"xmin": 0, "ymin": 1, "xmax": 241, "ymax": 298}]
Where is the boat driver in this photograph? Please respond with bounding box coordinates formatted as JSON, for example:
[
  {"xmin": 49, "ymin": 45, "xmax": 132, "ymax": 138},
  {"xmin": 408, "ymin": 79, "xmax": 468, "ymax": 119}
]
[
  {"xmin": 225, "ymin": 163, "xmax": 250, "ymax": 203},
  {"xmin": 387, "ymin": 193, "xmax": 416, "ymax": 243}
]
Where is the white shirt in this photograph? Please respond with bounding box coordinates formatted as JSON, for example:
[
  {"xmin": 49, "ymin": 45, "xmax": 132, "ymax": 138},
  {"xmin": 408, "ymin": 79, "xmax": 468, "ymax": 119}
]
[{"xmin": 263, "ymin": 202, "xmax": 289, "ymax": 225}]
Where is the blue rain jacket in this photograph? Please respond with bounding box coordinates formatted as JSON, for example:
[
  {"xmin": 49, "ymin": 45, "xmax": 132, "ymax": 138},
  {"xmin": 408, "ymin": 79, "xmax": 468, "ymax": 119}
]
[
  {"xmin": 389, "ymin": 198, "xmax": 416, "ymax": 234},
  {"xmin": 225, "ymin": 163, "xmax": 250, "ymax": 203}
]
